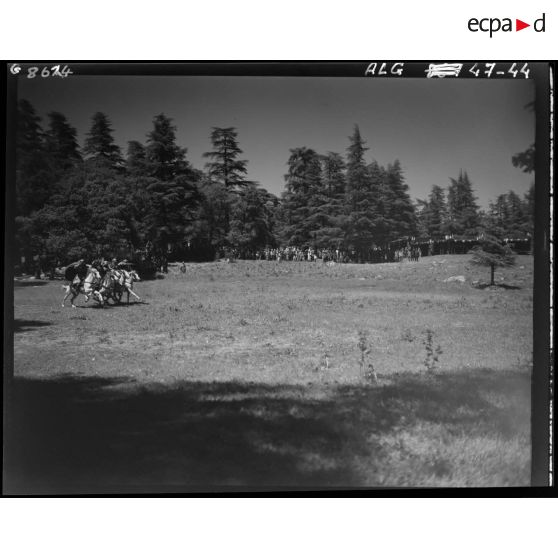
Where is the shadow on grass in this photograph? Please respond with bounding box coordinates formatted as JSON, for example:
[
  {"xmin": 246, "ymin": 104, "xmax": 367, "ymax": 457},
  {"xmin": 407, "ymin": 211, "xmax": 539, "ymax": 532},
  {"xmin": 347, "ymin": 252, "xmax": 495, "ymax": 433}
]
[
  {"xmin": 3, "ymin": 369, "xmax": 530, "ymax": 494},
  {"xmin": 14, "ymin": 319, "xmax": 53, "ymax": 333},
  {"xmin": 14, "ymin": 280, "xmax": 49, "ymax": 288},
  {"xmin": 473, "ymin": 282, "xmax": 522, "ymax": 290},
  {"xmin": 116, "ymin": 300, "xmax": 149, "ymax": 306},
  {"xmin": 63, "ymin": 300, "xmax": 149, "ymax": 311}
]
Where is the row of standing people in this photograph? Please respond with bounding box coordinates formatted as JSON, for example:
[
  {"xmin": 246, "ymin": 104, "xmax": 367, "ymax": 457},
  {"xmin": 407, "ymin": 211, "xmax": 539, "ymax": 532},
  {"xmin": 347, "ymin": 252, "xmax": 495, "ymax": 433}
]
[
  {"xmin": 218, "ymin": 246, "xmax": 424, "ymax": 263},
  {"xmin": 222, "ymin": 247, "xmax": 348, "ymax": 262},
  {"xmin": 393, "ymin": 246, "xmax": 422, "ymax": 262},
  {"xmin": 260, "ymin": 247, "xmax": 345, "ymax": 262}
]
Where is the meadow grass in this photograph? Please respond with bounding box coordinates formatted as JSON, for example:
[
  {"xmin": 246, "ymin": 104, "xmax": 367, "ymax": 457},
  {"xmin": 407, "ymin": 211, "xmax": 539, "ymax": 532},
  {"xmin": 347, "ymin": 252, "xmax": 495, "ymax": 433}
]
[{"xmin": 7, "ymin": 255, "xmax": 533, "ymax": 490}]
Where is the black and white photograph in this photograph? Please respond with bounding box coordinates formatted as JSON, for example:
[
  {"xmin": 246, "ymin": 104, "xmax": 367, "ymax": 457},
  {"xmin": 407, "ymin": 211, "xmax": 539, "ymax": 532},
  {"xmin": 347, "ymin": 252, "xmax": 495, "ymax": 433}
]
[{"xmin": 3, "ymin": 62, "xmax": 551, "ymax": 493}]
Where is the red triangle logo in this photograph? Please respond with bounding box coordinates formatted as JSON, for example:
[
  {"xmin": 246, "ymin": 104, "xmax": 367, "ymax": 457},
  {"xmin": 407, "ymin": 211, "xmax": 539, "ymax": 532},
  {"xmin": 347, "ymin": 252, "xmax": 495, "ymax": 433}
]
[{"xmin": 516, "ymin": 19, "xmax": 530, "ymax": 31}]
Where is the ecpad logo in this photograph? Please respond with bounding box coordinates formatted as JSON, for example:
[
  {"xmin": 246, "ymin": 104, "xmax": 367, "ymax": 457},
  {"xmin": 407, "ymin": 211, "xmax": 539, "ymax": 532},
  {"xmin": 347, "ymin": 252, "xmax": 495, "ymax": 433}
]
[{"xmin": 468, "ymin": 13, "xmax": 545, "ymax": 37}]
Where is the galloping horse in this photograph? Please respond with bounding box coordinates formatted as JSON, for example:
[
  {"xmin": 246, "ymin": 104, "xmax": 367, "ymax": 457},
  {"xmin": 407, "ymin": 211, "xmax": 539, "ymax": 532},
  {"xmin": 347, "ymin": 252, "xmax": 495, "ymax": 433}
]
[
  {"xmin": 98, "ymin": 270, "xmax": 121, "ymax": 304},
  {"xmin": 121, "ymin": 270, "xmax": 141, "ymax": 304},
  {"xmin": 62, "ymin": 268, "xmax": 103, "ymax": 308}
]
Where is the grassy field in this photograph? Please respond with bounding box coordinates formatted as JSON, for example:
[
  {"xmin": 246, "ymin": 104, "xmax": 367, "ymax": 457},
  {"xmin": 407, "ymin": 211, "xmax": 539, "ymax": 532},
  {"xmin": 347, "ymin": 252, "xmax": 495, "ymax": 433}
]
[{"xmin": 6, "ymin": 254, "xmax": 533, "ymax": 491}]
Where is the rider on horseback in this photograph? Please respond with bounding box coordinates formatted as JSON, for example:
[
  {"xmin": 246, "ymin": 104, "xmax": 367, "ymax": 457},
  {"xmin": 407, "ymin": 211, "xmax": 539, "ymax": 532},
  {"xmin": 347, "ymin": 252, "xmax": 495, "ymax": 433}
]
[
  {"xmin": 99, "ymin": 258, "xmax": 110, "ymax": 277},
  {"xmin": 65, "ymin": 259, "xmax": 88, "ymax": 290},
  {"xmin": 116, "ymin": 260, "xmax": 129, "ymax": 285}
]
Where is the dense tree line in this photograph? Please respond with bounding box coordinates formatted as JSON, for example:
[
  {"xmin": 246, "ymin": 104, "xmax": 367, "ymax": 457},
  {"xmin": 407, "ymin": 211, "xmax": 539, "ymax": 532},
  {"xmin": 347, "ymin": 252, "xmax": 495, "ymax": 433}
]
[
  {"xmin": 14, "ymin": 101, "xmax": 277, "ymax": 270},
  {"xmin": 13, "ymin": 101, "xmax": 533, "ymax": 272},
  {"xmin": 416, "ymin": 176, "xmax": 533, "ymax": 241},
  {"xmin": 278, "ymin": 126, "xmax": 418, "ymax": 260}
]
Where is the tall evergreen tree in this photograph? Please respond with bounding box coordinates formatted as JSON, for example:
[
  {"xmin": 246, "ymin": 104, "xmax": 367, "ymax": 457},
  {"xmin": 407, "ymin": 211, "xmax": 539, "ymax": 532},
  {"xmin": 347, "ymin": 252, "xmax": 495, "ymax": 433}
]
[
  {"xmin": 200, "ymin": 127, "xmax": 254, "ymax": 249},
  {"xmin": 143, "ymin": 114, "xmax": 200, "ymax": 255},
  {"xmin": 344, "ymin": 126, "xmax": 380, "ymax": 256},
  {"xmin": 512, "ymin": 145, "xmax": 535, "ymax": 174},
  {"xmin": 384, "ymin": 159, "xmax": 417, "ymax": 239},
  {"xmin": 279, "ymin": 147, "xmax": 322, "ymax": 246},
  {"xmin": 146, "ymin": 114, "xmax": 190, "ymax": 181},
  {"xmin": 311, "ymin": 152, "xmax": 347, "ymax": 249},
  {"xmin": 485, "ymin": 190, "xmax": 529, "ymax": 239},
  {"xmin": 15, "ymin": 99, "xmax": 53, "ymax": 215},
  {"xmin": 415, "ymin": 198, "xmax": 429, "ymax": 238},
  {"xmin": 196, "ymin": 178, "xmax": 231, "ymax": 256},
  {"xmin": 228, "ymin": 185, "xmax": 275, "ymax": 254},
  {"xmin": 512, "ymin": 102, "xmax": 535, "ymax": 252},
  {"xmin": 522, "ymin": 184, "xmax": 535, "ymax": 246},
  {"xmin": 126, "ymin": 140, "xmax": 147, "ymax": 175},
  {"xmin": 419, "ymin": 185, "xmax": 448, "ymax": 237},
  {"xmin": 323, "ymin": 152, "xmax": 346, "ymax": 200},
  {"xmin": 506, "ymin": 190, "xmax": 527, "ymax": 236},
  {"xmin": 203, "ymin": 127, "xmax": 253, "ymax": 192},
  {"xmin": 486, "ymin": 194, "xmax": 509, "ymax": 238},
  {"xmin": 84, "ymin": 112, "xmax": 123, "ymax": 167},
  {"xmin": 512, "ymin": 101, "xmax": 535, "ymax": 174},
  {"xmin": 258, "ymin": 188, "xmax": 280, "ymax": 246},
  {"xmin": 446, "ymin": 170, "xmax": 480, "ymax": 236},
  {"xmin": 25, "ymin": 171, "xmax": 93, "ymax": 265},
  {"xmin": 367, "ymin": 160, "xmax": 391, "ymax": 244},
  {"xmin": 44, "ymin": 111, "xmax": 82, "ymax": 174}
]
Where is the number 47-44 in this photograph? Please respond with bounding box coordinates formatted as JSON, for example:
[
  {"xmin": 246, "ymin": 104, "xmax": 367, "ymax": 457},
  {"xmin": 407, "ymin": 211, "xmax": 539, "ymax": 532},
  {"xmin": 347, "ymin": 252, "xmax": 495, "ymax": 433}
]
[{"xmin": 469, "ymin": 63, "xmax": 530, "ymax": 78}]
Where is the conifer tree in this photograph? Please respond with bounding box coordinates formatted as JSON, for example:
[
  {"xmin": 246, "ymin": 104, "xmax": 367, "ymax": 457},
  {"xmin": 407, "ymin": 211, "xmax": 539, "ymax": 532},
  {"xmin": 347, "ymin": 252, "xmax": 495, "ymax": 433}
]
[
  {"xmin": 44, "ymin": 111, "xmax": 82, "ymax": 174},
  {"xmin": 485, "ymin": 190, "xmax": 529, "ymax": 239},
  {"xmin": 146, "ymin": 114, "xmax": 190, "ymax": 181},
  {"xmin": 15, "ymin": 99, "xmax": 52, "ymax": 215},
  {"xmin": 512, "ymin": 102, "xmax": 535, "ymax": 251},
  {"xmin": 415, "ymin": 198, "xmax": 430, "ymax": 238},
  {"xmin": 384, "ymin": 159, "xmax": 417, "ymax": 239},
  {"xmin": 523, "ymin": 184, "xmax": 535, "ymax": 248},
  {"xmin": 311, "ymin": 152, "xmax": 347, "ymax": 249},
  {"xmin": 279, "ymin": 147, "xmax": 323, "ymax": 246},
  {"xmin": 512, "ymin": 102, "xmax": 535, "ymax": 174},
  {"xmin": 143, "ymin": 114, "xmax": 200, "ymax": 256},
  {"xmin": 420, "ymin": 185, "xmax": 447, "ymax": 237},
  {"xmin": 470, "ymin": 234, "xmax": 515, "ymax": 286},
  {"xmin": 126, "ymin": 140, "xmax": 147, "ymax": 175},
  {"xmin": 200, "ymin": 127, "xmax": 254, "ymax": 250},
  {"xmin": 197, "ymin": 178, "xmax": 232, "ymax": 256},
  {"xmin": 486, "ymin": 194, "xmax": 509, "ymax": 238},
  {"xmin": 84, "ymin": 112, "xmax": 123, "ymax": 167},
  {"xmin": 228, "ymin": 185, "xmax": 275, "ymax": 254},
  {"xmin": 344, "ymin": 126, "xmax": 378, "ymax": 257},
  {"xmin": 446, "ymin": 170, "xmax": 480, "ymax": 236},
  {"xmin": 203, "ymin": 127, "xmax": 253, "ymax": 192},
  {"xmin": 505, "ymin": 190, "xmax": 527, "ymax": 237}
]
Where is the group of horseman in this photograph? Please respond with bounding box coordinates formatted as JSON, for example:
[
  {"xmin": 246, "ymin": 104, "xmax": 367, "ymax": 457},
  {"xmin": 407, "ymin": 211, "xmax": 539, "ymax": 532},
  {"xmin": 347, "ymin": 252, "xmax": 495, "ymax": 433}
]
[{"xmin": 62, "ymin": 257, "xmax": 141, "ymax": 308}]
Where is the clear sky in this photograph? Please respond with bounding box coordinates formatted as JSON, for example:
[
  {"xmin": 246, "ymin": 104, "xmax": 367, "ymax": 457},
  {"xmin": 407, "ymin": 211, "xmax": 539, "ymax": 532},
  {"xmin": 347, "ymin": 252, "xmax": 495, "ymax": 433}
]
[{"xmin": 19, "ymin": 75, "xmax": 534, "ymax": 208}]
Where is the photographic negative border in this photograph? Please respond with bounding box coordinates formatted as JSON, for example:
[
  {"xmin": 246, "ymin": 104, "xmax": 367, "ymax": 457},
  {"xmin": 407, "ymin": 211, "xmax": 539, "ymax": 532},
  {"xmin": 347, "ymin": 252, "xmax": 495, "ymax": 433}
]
[{"xmin": 3, "ymin": 61, "xmax": 554, "ymax": 494}]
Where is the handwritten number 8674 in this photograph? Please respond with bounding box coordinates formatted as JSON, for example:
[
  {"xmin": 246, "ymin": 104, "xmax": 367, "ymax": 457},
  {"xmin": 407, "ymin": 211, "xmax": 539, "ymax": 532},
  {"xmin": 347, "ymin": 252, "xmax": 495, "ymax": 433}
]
[{"xmin": 27, "ymin": 65, "xmax": 73, "ymax": 79}]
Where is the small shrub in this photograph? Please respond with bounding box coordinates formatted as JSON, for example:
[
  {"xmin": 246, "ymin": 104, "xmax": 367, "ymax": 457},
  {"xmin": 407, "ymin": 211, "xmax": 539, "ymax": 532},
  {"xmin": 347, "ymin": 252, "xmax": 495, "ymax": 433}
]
[
  {"xmin": 401, "ymin": 328, "xmax": 416, "ymax": 342},
  {"xmin": 358, "ymin": 330, "xmax": 377, "ymax": 382},
  {"xmin": 319, "ymin": 352, "xmax": 330, "ymax": 371},
  {"xmin": 469, "ymin": 234, "xmax": 516, "ymax": 286},
  {"xmin": 423, "ymin": 328, "xmax": 443, "ymax": 373}
]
